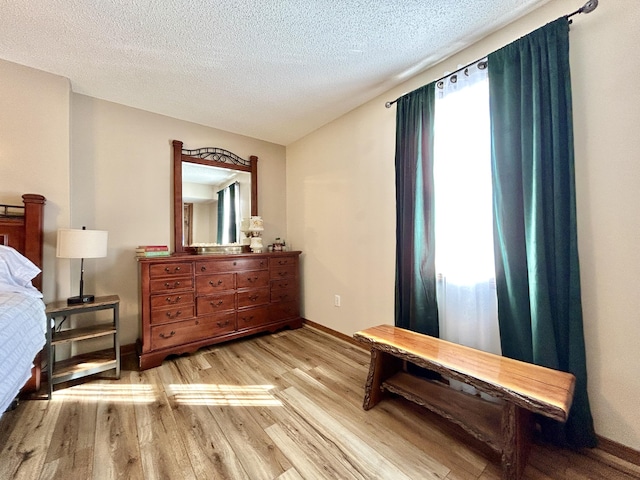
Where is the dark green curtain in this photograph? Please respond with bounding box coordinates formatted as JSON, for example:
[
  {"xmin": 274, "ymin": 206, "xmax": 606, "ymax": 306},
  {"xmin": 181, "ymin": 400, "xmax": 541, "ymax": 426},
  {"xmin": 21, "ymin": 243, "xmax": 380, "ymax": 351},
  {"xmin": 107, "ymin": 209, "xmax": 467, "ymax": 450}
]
[
  {"xmin": 216, "ymin": 189, "xmax": 225, "ymax": 244},
  {"xmin": 489, "ymin": 18, "xmax": 596, "ymax": 448},
  {"xmin": 394, "ymin": 83, "xmax": 439, "ymax": 337}
]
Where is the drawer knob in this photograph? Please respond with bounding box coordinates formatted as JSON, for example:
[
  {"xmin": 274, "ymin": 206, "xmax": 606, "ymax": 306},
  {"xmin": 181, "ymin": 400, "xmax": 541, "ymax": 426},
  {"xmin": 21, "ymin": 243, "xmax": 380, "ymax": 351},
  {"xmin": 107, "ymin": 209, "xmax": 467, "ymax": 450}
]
[
  {"xmin": 165, "ymin": 296, "xmax": 182, "ymax": 304},
  {"xmin": 209, "ymin": 280, "xmax": 223, "ymax": 286},
  {"xmin": 159, "ymin": 330, "xmax": 176, "ymax": 339},
  {"xmin": 200, "ymin": 266, "xmax": 207, "ymax": 272},
  {"xmin": 210, "ymin": 300, "xmax": 223, "ymax": 307},
  {"xmin": 241, "ymin": 316, "xmax": 254, "ymax": 322},
  {"xmin": 278, "ymin": 282, "xmax": 289, "ymax": 288},
  {"xmin": 278, "ymin": 260, "xmax": 288, "ymax": 265},
  {"xmin": 247, "ymin": 276, "xmax": 258, "ymax": 283},
  {"xmin": 165, "ymin": 266, "xmax": 181, "ymax": 273},
  {"xmin": 164, "ymin": 281, "xmax": 181, "ymax": 288},
  {"xmin": 165, "ymin": 310, "xmax": 182, "ymax": 319},
  {"xmin": 216, "ymin": 320, "xmax": 230, "ymax": 327},
  {"xmin": 249, "ymin": 295, "xmax": 259, "ymax": 301},
  {"xmin": 278, "ymin": 272, "xmax": 288, "ymax": 277}
]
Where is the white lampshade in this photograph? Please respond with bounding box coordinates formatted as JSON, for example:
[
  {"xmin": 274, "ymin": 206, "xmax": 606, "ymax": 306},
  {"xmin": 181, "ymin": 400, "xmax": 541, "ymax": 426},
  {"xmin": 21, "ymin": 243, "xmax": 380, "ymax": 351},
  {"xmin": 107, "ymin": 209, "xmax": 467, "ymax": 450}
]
[
  {"xmin": 248, "ymin": 216, "xmax": 264, "ymax": 232},
  {"xmin": 57, "ymin": 228, "xmax": 108, "ymax": 259}
]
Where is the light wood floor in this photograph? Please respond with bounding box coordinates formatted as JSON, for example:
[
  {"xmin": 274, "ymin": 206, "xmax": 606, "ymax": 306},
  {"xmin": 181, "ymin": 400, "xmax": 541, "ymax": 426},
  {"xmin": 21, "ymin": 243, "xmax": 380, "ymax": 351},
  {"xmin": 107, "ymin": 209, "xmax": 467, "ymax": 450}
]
[{"xmin": 1, "ymin": 325, "xmax": 638, "ymax": 480}]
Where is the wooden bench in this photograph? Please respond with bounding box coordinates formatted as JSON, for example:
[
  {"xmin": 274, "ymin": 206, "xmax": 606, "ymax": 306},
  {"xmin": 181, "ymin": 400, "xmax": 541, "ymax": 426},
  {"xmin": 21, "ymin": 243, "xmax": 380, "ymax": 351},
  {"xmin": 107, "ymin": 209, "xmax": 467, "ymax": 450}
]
[{"xmin": 353, "ymin": 324, "xmax": 575, "ymax": 480}]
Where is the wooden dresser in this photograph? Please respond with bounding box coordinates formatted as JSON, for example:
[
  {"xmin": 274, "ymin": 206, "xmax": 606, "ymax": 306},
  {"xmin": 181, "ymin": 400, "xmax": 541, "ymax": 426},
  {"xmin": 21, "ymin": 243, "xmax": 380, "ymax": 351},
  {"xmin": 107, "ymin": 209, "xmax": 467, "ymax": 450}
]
[{"xmin": 138, "ymin": 251, "xmax": 302, "ymax": 370}]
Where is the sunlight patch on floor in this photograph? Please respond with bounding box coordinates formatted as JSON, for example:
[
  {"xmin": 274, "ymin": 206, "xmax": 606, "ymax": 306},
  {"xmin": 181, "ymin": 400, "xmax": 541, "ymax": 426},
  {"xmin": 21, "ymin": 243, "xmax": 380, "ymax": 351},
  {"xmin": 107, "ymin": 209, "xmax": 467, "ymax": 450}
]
[
  {"xmin": 52, "ymin": 383, "xmax": 156, "ymax": 403},
  {"xmin": 170, "ymin": 384, "xmax": 282, "ymax": 406}
]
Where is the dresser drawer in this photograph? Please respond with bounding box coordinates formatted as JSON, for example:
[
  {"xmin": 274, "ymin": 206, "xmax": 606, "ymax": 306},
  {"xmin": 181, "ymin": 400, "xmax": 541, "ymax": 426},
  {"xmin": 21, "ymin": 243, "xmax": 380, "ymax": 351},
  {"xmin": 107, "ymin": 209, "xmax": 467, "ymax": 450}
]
[
  {"xmin": 149, "ymin": 262, "xmax": 193, "ymax": 278},
  {"xmin": 271, "ymin": 287, "xmax": 298, "ymax": 304},
  {"xmin": 270, "ymin": 265, "xmax": 297, "ymax": 280},
  {"xmin": 270, "ymin": 256, "xmax": 298, "ymax": 268},
  {"xmin": 150, "ymin": 313, "xmax": 235, "ymax": 350},
  {"xmin": 150, "ymin": 292, "xmax": 194, "ymax": 309},
  {"xmin": 197, "ymin": 292, "xmax": 235, "ymax": 315},
  {"xmin": 236, "ymin": 306, "xmax": 270, "ymax": 330},
  {"xmin": 196, "ymin": 273, "xmax": 235, "ymax": 295},
  {"xmin": 149, "ymin": 277, "xmax": 193, "ymax": 293},
  {"xmin": 196, "ymin": 257, "xmax": 267, "ymax": 274},
  {"xmin": 238, "ymin": 287, "xmax": 270, "ymax": 308},
  {"xmin": 200, "ymin": 312, "xmax": 236, "ymax": 332},
  {"xmin": 150, "ymin": 305, "xmax": 195, "ymax": 325},
  {"xmin": 270, "ymin": 277, "xmax": 296, "ymax": 292},
  {"xmin": 269, "ymin": 301, "xmax": 299, "ymax": 321},
  {"xmin": 236, "ymin": 270, "xmax": 270, "ymax": 289}
]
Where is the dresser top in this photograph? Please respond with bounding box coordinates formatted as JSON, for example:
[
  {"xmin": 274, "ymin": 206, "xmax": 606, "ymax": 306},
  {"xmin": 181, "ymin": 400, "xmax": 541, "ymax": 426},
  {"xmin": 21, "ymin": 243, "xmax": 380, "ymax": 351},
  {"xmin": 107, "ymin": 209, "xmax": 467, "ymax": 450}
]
[{"xmin": 137, "ymin": 251, "xmax": 301, "ymax": 262}]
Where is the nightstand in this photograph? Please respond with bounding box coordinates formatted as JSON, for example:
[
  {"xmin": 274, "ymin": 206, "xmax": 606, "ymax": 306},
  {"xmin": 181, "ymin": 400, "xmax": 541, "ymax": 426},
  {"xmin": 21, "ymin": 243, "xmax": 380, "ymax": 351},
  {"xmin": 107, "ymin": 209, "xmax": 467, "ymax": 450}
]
[{"xmin": 45, "ymin": 294, "xmax": 120, "ymax": 398}]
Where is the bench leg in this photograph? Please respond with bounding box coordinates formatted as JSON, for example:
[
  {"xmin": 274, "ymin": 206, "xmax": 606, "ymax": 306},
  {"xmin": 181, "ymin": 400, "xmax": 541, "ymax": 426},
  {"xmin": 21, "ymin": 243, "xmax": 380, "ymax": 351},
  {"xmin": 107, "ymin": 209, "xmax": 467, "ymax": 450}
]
[
  {"xmin": 501, "ymin": 403, "xmax": 531, "ymax": 480},
  {"xmin": 362, "ymin": 348, "xmax": 403, "ymax": 410}
]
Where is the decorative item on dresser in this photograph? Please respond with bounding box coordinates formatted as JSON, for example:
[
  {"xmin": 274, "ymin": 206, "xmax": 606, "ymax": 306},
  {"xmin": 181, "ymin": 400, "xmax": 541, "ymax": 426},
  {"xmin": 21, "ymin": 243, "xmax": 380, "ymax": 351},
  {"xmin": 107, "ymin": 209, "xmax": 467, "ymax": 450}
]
[
  {"xmin": 247, "ymin": 215, "xmax": 264, "ymax": 253},
  {"xmin": 138, "ymin": 251, "xmax": 302, "ymax": 370},
  {"xmin": 0, "ymin": 193, "xmax": 46, "ymax": 412}
]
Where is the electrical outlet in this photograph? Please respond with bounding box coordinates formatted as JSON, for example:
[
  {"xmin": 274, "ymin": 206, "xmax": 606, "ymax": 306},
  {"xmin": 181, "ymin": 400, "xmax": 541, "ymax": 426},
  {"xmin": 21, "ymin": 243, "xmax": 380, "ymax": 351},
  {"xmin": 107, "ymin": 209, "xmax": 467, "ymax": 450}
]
[{"xmin": 334, "ymin": 294, "xmax": 341, "ymax": 307}]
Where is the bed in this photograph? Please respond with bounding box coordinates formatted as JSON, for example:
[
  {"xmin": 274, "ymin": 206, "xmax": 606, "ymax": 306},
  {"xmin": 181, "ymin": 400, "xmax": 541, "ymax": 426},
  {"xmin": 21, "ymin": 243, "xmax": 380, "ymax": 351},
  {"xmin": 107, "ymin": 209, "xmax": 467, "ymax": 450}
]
[{"xmin": 0, "ymin": 194, "xmax": 46, "ymax": 415}]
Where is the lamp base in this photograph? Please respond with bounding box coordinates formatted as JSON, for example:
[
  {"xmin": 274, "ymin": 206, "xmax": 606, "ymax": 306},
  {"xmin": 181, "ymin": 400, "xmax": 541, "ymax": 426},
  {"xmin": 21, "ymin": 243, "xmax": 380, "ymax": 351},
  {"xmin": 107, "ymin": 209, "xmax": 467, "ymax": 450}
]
[
  {"xmin": 67, "ymin": 294, "xmax": 95, "ymax": 305},
  {"xmin": 249, "ymin": 236, "xmax": 263, "ymax": 253}
]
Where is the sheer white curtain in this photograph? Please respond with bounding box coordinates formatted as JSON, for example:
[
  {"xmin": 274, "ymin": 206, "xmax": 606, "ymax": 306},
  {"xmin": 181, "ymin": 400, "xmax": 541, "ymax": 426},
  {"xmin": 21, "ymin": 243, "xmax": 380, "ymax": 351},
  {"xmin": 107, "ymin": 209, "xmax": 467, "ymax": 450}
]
[
  {"xmin": 433, "ymin": 61, "xmax": 501, "ymax": 395},
  {"xmin": 220, "ymin": 187, "xmax": 232, "ymax": 244}
]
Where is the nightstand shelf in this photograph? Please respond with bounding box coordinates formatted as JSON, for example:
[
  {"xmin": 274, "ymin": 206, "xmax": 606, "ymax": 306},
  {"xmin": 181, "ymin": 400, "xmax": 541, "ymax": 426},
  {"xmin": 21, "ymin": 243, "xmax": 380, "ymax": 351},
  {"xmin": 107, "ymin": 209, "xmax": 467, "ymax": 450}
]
[
  {"xmin": 51, "ymin": 324, "xmax": 117, "ymax": 344},
  {"xmin": 50, "ymin": 349, "xmax": 118, "ymax": 382},
  {"xmin": 46, "ymin": 295, "xmax": 120, "ymax": 398}
]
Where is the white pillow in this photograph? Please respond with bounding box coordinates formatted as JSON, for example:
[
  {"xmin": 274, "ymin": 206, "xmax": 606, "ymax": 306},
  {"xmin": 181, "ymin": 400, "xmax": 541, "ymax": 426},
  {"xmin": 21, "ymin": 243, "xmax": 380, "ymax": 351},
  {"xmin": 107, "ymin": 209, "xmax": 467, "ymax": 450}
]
[{"xmin": 0, "ymin": 245, "xmax": 41, "ymax": 287}]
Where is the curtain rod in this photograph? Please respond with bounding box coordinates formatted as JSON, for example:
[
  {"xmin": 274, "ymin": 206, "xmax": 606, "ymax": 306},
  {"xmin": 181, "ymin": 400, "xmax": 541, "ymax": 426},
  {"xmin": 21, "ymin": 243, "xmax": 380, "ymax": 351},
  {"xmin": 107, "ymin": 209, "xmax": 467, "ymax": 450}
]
[{"xmin": 385, "ymin": 0, "xmax": 599, "ymax": 108}]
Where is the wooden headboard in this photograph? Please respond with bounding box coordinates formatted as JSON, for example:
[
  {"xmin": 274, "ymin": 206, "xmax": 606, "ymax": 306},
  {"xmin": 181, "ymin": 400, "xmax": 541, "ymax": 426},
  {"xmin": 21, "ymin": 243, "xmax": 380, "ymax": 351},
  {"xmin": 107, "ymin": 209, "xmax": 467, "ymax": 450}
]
[{"xmin": 0, "ymin": 194, "xmax": 46, "ymax": 291}]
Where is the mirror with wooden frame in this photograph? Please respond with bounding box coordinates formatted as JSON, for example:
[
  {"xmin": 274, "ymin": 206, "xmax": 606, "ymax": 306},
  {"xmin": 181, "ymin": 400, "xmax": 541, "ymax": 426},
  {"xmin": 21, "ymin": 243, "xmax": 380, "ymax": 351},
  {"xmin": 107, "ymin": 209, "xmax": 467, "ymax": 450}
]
[{"xmin": 173, "ymin": 140, "xmax": 258, "ymax": 254}]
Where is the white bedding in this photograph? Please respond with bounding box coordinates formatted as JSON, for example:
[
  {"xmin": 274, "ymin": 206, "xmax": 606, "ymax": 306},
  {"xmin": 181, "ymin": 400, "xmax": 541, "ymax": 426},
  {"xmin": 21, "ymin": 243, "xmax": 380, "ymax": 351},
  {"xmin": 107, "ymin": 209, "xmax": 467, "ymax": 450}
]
[{"xmin": 0, "ymin": 291, "xmax": 47, "ymax": 415}]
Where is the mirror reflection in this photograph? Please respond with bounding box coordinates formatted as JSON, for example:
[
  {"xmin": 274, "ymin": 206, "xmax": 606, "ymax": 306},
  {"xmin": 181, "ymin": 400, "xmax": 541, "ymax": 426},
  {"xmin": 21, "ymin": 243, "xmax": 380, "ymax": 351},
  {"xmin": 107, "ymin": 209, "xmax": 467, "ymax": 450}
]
[
  {"xmin": 173, "ymin": 140, "xmax": 258, "ymax": 254},
  {"xmin": 182, "ymin": 163, "xmax": 251, "ymax": 246}
]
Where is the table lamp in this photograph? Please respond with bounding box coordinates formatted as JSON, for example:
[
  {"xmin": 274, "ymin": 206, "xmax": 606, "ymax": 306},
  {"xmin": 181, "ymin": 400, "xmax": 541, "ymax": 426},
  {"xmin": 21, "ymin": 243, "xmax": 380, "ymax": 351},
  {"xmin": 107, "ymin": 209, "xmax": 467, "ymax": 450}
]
[
  {"xmin": 247, "ymin": 216, "xmax": 264, "ymax": 253},
  {"xmin": 56, "ymin": 226, "xmax": 108, "ymax": 304}
]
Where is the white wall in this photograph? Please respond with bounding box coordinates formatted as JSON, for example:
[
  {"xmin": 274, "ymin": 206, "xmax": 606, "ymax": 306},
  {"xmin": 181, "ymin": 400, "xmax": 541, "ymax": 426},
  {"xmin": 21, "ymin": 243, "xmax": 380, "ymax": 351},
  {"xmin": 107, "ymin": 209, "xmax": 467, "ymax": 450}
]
[
  {"xmin": 0, "ymin": 59, "xmax": 71, "ymax": 300},
  {"xmin": 286, "ymin": 0, "xmax": 640, "ymax": 450}
]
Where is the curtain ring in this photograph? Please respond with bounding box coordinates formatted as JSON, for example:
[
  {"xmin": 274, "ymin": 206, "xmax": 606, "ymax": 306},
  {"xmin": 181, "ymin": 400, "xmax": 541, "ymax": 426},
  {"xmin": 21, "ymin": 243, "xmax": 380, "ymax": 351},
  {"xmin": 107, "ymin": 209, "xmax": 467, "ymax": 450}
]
[{"xmin": 450, "ymin": 75, "xmax": 457, "ymax": 84}]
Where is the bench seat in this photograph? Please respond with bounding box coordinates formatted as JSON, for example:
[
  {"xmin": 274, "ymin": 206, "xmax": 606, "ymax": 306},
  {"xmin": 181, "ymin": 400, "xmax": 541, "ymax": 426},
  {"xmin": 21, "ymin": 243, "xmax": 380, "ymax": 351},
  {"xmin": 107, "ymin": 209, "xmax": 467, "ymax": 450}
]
[{"xmin": 354, "ymin": 324, "xmax": 576, "ymax": 480}]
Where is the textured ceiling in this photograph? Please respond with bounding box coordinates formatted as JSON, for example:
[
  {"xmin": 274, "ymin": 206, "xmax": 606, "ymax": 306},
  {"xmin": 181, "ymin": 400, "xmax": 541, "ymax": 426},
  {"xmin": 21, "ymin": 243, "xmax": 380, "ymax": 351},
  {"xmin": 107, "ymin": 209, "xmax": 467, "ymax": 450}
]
[{"xmin": 1, "ymin": 0, "xmax": 552, "ymax": 145}]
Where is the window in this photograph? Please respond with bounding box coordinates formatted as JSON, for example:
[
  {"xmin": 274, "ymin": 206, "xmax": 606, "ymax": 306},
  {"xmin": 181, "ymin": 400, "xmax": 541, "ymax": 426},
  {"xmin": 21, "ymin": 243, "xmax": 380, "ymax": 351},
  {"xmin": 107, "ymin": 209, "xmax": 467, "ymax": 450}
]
[
  {"xmin": 217, "ymin": 182, "xmax": 240, "ymax": 244},
  {"xmin": 432, "ymin": 62, "xmax": 501, "ymax": 360}
]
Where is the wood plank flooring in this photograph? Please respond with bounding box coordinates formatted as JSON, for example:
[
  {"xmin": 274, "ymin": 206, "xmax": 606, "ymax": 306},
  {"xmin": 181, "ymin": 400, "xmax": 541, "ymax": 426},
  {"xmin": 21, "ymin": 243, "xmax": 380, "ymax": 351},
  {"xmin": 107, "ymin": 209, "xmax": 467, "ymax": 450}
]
[{"xmin": 1, "ymin": 325, "xmax": 639, "ymax": 480}]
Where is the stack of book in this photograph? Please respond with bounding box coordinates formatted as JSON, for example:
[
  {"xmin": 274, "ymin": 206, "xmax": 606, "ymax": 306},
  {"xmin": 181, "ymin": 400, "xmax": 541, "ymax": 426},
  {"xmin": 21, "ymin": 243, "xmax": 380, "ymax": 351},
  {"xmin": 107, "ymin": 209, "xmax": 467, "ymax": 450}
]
[{"xmin": 136, "ymin": 245, "xmax": 170, "ymax": 258}]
